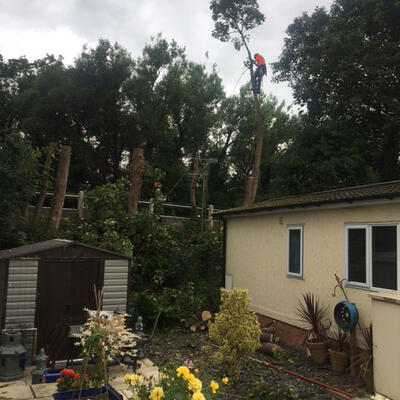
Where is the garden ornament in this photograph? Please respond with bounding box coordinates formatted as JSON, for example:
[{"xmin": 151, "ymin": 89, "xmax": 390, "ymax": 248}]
[
  {"xmin": 31, "ymin": 348, "xmax": 47, "ymax": 384},
  {"xmin": 0, "ymin": 331, "xmax": 26, "ymax": 382}
]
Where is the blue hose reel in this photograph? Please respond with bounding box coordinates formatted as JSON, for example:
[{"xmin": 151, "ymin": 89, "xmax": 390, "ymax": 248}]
[{"xmin": 334, "ymin": 301, "xmax": 358, "ymax": 332}]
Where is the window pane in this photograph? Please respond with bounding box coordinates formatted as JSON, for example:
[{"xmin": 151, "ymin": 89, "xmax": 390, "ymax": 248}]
[
  {"xmin": 289, "ymin": 229, "xmax": 301, "ymax": 274},
  {"xmin": 372, "ymin": 226, "xmax": 397, "ymax": 290},
  {"xmin": 348, "ymin": 228, "xmax": 366, "ymax": 283}
]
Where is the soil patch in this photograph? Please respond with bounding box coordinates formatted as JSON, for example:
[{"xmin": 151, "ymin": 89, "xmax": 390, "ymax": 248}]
[{"xmin": 144, "ymin": 329, "xmax": 370, "ymax": 399}]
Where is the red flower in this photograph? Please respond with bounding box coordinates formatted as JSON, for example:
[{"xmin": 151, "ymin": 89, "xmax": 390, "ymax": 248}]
[
  {"xmin": 60, "ymin": 369, "xmax": 68, "ymax": 376},
  {"xmin": 56, "ymin": 378, "xmax": 61, "ymax": 383},
  {"xmin": 67, "ymin": 369, "xmax": 75, "ymax": 377},
  {"xmin": 74, "ymin": 373, "xmax": 80, "ymax": 379},
  {"xmin": 71, "ymin": 381, "xmax": 77, "ymax": 387}
]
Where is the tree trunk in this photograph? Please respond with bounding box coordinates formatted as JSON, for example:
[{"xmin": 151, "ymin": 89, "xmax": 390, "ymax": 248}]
[
  {"xmin": 128, "ymin": 148, "xmax": 145, "ymax": 214},
  {"xmin": 190, "ymin": 150, "xmax": 201, "ymax": 216},
  {"xmin": 243, "ymin": 79, "xmax": 264, "ymax": 205},
  {"xmin": 49, "ymin": 145, "xmax": 72, "ymax": 229},
  {"xmin": 32, "ymin": 142, "xmax": 57, "ymax": 227}
]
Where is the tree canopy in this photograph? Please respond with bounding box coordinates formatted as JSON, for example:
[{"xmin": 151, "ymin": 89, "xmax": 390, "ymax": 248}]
[{"xmin": 273, "ymin": 0, "xmax": 400, "ymax": 181}]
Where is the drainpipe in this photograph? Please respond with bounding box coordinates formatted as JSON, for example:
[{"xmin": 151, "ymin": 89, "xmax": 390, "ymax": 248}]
[{"xmin": 221, "ymin": 218, "xmax": 227, "ymax": 289}]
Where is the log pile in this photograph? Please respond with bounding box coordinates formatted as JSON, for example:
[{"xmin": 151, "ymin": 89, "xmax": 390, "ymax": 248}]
[{"xmin": 259, "ymin": 321, "xmax": 284, "ymax": 355}]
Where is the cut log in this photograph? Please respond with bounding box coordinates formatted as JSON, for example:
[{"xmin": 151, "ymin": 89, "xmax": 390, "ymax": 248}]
[
  {"xmin": 260, "ymin": 332, "xmax": 273, "ymax": 343},
  {"xmin": 261, "ymin": 326, "xmax": 275, "ymax": 334},
  {"xmin": 190, "ymin": 311, "xmax": 213, "ymax": 332},
  {"xmin": 260, "ymin": 342, "xmax": 283, "ymax": 355},
  {"xmin": 49, "ymin": 145, "xmax": 71, "ymax": 229},
  {"xmin": 128, "ymin": 148, "xmax": 145, "ymax": 214},
  {"xmin": 201, "ymin": 311, "xmax": 212, "ymax": 321}
]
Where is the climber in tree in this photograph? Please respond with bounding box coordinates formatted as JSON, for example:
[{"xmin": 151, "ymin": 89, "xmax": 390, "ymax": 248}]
[{"xmin": 252, "ymin": 53, "xmax": 267, "ymax": 94}]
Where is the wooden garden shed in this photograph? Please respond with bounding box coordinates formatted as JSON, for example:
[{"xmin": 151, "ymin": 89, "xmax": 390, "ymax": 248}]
[{"xmin": 0, "ymin": 239, "xmax": 130, "ymax": 361}]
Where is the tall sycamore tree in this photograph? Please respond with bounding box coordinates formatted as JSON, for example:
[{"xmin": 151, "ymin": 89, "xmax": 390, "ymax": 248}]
[{"xmin": 210, "ymin": 0, "xmax": 265, "ymax": 205}]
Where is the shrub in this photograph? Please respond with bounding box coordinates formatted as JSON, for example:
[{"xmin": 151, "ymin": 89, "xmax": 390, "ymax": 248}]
[{"xmin": 204, "ymin": 288, "xmax": 261, "ymax": 381}]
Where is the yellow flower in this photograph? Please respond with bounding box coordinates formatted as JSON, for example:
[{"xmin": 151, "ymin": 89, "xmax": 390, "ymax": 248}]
[
  {"xmin": 133, "ymin": 395, "xmax": 140, "ymax": 400},
  {"xmin": 188, "ymin": 377, "xmax": 202, "ymax": 393},
  {"xmin": 176, "ymin": 366, "xmax": 190, "ymax": 379},
  {"xmin": 149, "ymin": 386, "xmax": 165, "ymax": 400},
  {"xmin": 162, "ymin": 374, "xmax": 167, "ymax": 379},
  {"xmin": 222, "ymin": 377, "xmax": 229, "ymax": 384},
  {"xmin": 187, "ymin": 373, "xmax": 196, "ymax": 384},
  {"xmin": 210, "ymin": 380, "xmax": 219, "ymax": 394},
  {"xmin": 129, "ymin": 374, "xmax": 140, "ymax": 386},
  {"xmin": 192, "ymin": 393, "xmax": 206, "ymax": 400},
  {"xmin": 124, "ymin": 374, "xmax": 131, "ymax": 381},
  {"xmin": 145, "ymin": 376, "xmax": 150, "ymax": 381},
  {"xmin": 194, "ymin": 368, "xmax": 199, "ymax": 374}
]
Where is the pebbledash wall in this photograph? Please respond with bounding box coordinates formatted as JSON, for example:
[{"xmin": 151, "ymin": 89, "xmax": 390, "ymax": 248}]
[{"xmin": 224, "ymin": 201, "xmax": 400, "ymax": 346}]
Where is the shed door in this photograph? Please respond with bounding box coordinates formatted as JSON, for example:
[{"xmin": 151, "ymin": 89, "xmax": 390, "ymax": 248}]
[{"xmin": 35, "ymin": 259, "xmax": 103, "ymax": 359}]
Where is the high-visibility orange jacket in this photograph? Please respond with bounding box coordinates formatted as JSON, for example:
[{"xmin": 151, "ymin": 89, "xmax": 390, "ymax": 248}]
[{"xmin": 254, "ymin": 54, "xmax": 265, "ymax": 66}]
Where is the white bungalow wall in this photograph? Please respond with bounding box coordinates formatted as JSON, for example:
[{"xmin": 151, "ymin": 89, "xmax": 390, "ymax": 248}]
[{"xmin": 102, "ymin": 259, "xmax": 129, "ymax": 312}]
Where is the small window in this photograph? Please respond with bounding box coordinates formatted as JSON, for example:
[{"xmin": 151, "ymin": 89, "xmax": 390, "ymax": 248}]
[{"xmin": 287, "ymin": 226, "xmax": 303, "ymax": 277}]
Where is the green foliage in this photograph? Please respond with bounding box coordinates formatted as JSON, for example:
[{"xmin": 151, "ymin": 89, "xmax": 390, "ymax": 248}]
[
  {"xmin": 204, "ymin": 288, "xmax": 261, "ymax": 381},
  {"xmin": 210, "ymin": 0, "xmax": 265, "ymax": 50},
  {"xmin": 0, "ymin": 131, "xmax": 39, "ymax": 249},
  {"xmin": 60, "ymin": 181, "xmax": 223, "ymax": 328},
  {"xmin": 273, "ymin": 0, "xmax": 400, "ymax": 181},
  {"xmin": 247, "ymin": 378, "xmax": 302, "ymax": 400}
]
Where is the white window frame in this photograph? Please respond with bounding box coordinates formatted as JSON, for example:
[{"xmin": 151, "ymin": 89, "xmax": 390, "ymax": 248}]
[
  {"xmin": 287, "ymin": 225, "xmax": 304, "ymax": 278},
  {"xmin": 345, "ymin": 223, "xmax": 400, "ymax": 291}
]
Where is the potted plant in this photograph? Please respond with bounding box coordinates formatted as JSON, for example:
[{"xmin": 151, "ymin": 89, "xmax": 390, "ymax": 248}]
[
  {"xmin": 328, "ymin": 327, "xmax": 348, "ymax": 373},
  {"xmin": 359, "ymin": 323, "xmax": 373, "ymax": 393},
  {"xmin": 297, "ymin": 292, "xmax": 330, "ymax": 364},
  {"xmin": 53, "ymin": 287, "xmax": 137, "ymax": 400}
]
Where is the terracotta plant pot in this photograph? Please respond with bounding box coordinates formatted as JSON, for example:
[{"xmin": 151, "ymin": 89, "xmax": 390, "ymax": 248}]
[
  {"xmin": 328, "ymin": 349, "xmax": 349, "ymax": 373},
  {"xmin": 307, "ymin": 341, "xmax": 328, "ymax": 364},
  {"xmin": 360, "ymin": 364, "xmax": 374, "ymax": 393}
]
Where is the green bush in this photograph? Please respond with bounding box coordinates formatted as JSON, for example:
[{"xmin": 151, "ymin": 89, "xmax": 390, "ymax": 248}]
[
  {"xmin": 204, "ymin": 288, "xmax": 261, "ymax": 381},
  {"xmin": 59, "ymin": 181, "xmax": 223, "ymax": 329}
]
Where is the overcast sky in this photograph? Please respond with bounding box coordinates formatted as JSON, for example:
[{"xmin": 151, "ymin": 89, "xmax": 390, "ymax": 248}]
[{"xmin": 0, "ymin": 0, "xmax": 333, "ymax": 109}]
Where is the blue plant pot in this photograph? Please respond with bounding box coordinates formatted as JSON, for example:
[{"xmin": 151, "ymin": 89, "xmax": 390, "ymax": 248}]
[
  {"xmin": 44, "ymin": 369, "xmax": 62, "ymax": 383},
  {"xmin": 53, "ymin": 385, "xmax": 122, "ymax": 400}
]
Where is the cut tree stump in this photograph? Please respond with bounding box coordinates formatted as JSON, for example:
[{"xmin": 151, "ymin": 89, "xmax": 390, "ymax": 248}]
[{"xmin": 260, "ymin": 342, "xmax": 283, "ymax": 355}]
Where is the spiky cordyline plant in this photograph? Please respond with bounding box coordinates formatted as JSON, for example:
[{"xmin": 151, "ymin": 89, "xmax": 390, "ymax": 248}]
[
  {"xmin": 297, "ymin": 292, "xmax": 329, "ymax": 343},
  {"xmin": 359, "ymin": 323, "xmax": 373, "ymax": 369}
]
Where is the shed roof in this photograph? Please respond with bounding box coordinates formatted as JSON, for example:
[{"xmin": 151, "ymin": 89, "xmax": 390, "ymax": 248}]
[
  {"xmin": 0, "ymin": 239, "xmax": 131, "ymax": 260},
  {"xmin": 214, "ymin": 180, "xmax": 400, "ymax": 218}
]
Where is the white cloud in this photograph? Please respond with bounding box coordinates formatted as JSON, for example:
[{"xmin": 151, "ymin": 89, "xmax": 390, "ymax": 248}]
[{"xmin": 0, "ymin": 0, "xmax": 334, "ymax": 108}]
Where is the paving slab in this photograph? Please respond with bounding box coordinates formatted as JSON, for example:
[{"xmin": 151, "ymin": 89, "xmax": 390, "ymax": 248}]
[
  {"xmin": 0, "ymin": 380, "xmax": 33, "ymax": 399},
  {"xmin": 31, "ymin": 383, "xmax": 57, "ymax": 398},
  {"xmin": 139, "ymin": 366, "xmax": 159, "ymax": 381}
]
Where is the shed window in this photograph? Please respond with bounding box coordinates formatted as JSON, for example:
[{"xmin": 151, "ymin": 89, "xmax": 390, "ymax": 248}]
[
  {"xmin": 287, "ymin": 226, "xmax": 303, "ymax": 278},
  {"xmin": 346, "ymin": 224, "xmax": 399, "ymax": 290}
]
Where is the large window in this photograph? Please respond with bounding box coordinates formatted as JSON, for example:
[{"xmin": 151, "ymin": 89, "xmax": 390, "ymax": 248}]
[
  {"xmin": 346, "ymin": 224, "xmax": 399, "ymax": 290},
  {"xmin": 287, "ymin": 226, "xmax": 304, "ymax": 278}
]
